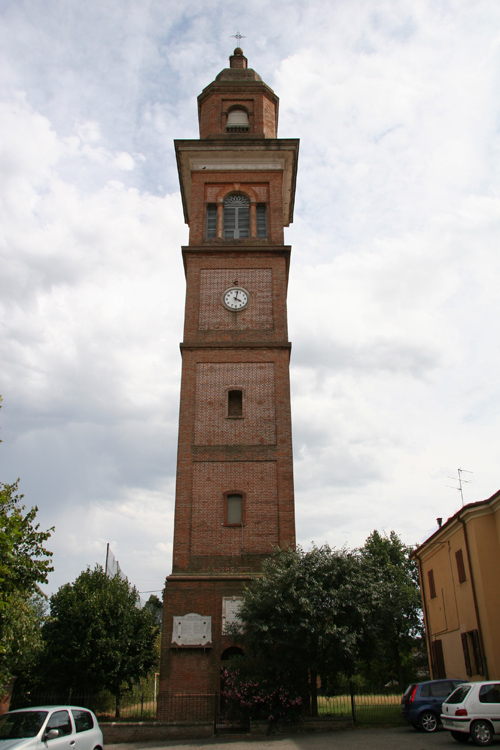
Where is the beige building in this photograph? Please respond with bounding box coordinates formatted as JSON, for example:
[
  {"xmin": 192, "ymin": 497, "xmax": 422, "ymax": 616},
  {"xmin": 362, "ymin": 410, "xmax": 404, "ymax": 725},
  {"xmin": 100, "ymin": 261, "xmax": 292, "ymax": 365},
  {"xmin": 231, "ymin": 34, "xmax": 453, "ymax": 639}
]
[{"xmin": 413, "ymin": 489, "xmax": 500, "ymax": 682}]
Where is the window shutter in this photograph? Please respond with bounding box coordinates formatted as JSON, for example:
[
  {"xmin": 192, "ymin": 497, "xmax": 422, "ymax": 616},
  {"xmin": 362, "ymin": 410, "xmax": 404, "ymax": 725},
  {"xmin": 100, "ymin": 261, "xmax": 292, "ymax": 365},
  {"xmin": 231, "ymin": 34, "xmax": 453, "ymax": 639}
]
[
  {"xmin": 462, "ymin": 633, "xmax": 472, "ymax": 676},
  {"xmin": 472, "ymin": 630, "xmax": 484, "ymax": 675},
  {"xmin": 432, "ymin": 640, "xmax": 446, "ymax": 679},
  {"xmin": 223, "ymin": 194, "xmax": 250, "ymax": 238},
  {"xmin": 256, "ymin": 204, "xmax": 267, "ymax": 237},
  {"xmin": 456, "ymin": 549, "xmax": 466, "ymax": 583},
  {"xmin": 428, "ymin": 569, "xmax": 437, "ymax": 599},
  {"xmin": 206, "ymin": 205, "xmax": 217, "ymax": 238},
  {"xmin": 223, "ymin": 207, "xmax": 236, "ymax": 238}
]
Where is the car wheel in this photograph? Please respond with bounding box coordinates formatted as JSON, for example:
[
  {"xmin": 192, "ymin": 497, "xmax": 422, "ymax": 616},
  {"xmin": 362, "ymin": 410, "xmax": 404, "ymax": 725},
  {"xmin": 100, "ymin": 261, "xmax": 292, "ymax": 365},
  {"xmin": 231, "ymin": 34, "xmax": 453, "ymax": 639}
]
[
  {"xmin": 470, "ymin": 720, "xmax": 494, "ymax": 747},
  {"xmin": 419, "ymin": 710, "xmax": 439, "ymax": 733},
  {"xmin": 450, "ymin": 730, "xmax": 470, "ymax": 743}
]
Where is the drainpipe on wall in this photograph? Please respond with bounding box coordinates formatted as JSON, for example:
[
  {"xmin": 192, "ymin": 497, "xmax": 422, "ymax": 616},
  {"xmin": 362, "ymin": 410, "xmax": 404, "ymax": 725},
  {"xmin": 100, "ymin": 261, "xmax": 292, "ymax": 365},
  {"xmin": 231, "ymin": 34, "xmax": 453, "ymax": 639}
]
[
  {"xmin": 413, "ymin": 551, "xmax": 434, "ymax": 678},
  {"xmin": 459, "ymin": 516, "xmax": 489, "ymax": 680}
]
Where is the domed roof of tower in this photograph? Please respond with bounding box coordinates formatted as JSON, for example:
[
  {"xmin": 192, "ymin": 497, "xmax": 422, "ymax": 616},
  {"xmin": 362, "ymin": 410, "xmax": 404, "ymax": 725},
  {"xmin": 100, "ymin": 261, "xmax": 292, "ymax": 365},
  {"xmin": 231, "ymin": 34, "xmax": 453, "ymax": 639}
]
[{"xmin": 214, "ymin": 47, "xmax": 263, "ymax": 82}]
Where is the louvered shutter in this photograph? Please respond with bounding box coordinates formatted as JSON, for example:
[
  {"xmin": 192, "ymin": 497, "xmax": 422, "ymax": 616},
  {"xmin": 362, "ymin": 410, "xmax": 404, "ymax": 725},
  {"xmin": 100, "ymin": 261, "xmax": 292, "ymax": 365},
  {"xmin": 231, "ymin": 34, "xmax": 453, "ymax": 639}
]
[
  {"xmin": 256, "ymin": 204, "xmax": 267, "ymax": 237},
  {"xmin": 223, "ymin": 194, "xmax": 250, "ymax": 238},
  {"xmin": 206, "ymin": 205, "xmax": 217, "ymax": 238}
]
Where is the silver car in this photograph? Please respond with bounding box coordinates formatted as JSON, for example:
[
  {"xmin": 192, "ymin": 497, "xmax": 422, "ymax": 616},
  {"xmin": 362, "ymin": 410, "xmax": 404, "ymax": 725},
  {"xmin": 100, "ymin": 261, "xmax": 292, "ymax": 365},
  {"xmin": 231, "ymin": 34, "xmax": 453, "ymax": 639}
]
[
  {"xmin": 0, "ymin": 706, "xmax": 103, "ymax": 750},
  {"xmin": 441, "ymin": 681, "xmax": 500, "ymax": 746}
]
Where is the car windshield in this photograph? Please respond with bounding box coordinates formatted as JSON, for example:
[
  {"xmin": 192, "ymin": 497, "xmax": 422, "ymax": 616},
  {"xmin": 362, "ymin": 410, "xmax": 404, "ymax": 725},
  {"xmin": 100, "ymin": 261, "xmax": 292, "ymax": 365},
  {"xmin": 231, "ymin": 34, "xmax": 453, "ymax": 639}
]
[
  {"xmin": 0, "ymin": 711, "xmax": 48, "ymax": 739},
  {"xmin": 445, "ymin": 685, "xmax": 471, "ymax": 704},
  {"xmin": 0, "ymin": 711, "xmax": 48, "ymax": 740}
]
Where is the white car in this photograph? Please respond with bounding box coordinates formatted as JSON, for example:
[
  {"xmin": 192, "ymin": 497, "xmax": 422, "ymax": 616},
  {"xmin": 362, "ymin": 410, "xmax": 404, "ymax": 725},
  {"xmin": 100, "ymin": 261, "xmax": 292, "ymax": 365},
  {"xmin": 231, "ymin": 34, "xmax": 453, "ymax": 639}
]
[
  {"xmin": 441, "ymin": 681, "xmax": 500, "ymax": 746},
  {"xmin": 0, "ymin": 706, "xmax": 103, "ymax": 750}
]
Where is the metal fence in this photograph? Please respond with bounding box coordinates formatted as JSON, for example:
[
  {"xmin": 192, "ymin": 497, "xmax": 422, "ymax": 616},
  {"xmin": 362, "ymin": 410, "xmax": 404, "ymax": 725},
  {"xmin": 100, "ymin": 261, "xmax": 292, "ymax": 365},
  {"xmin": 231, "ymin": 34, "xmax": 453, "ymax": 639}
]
[
  {"xmin": 10, "ymin": 689, "xmax": 405, "ymax": 727},
  {"xmin": 317, "ymin": 689, "xmax": 405, "ymax": 726}
]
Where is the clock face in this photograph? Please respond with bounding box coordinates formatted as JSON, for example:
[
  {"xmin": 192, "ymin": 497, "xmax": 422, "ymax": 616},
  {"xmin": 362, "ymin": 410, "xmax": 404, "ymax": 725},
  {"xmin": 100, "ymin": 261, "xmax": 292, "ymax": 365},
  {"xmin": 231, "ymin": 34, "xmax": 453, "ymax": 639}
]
[{"xmin": 222, "ymin": 286, "xmax": 250, "ymax": 311}]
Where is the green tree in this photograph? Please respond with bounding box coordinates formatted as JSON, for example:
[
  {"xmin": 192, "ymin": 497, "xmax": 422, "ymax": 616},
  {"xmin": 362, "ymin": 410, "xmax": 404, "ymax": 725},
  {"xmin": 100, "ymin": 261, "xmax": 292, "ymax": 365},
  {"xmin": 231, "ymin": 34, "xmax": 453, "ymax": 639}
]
[
  {"xmin": 359, "ymin": 530, "xmax": 424, "ymax": 687},
  {"xmin": 236, "ymin": 545, "xmax": 375, "ymax": 715},
  {"xmin": 0, "ymin": 475, "xmax": 53, "ymax": 692},
  {"xmin": 42, "ymin": 565, "xmax": 158, "ymax": 717}
]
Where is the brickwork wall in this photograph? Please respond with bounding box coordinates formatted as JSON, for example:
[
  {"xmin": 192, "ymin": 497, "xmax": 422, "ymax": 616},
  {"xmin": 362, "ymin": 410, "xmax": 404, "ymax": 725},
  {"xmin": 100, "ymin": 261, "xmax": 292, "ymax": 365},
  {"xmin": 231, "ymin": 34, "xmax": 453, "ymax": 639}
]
[
  {"xmin": 191, "ymin": 461, "xmax": 279, "ymax": 556},
  {"xmin": 194, "ymin": 362, "xmax": 276, "ymax": 445},
  {"xmin": 159, "ymin": 55, "xmax": 296, "ymax": 718},
  {"xmin": 183, "ymin": 250, "xmax": 290, "ymax": 344},
  {"xmin": 198, "ymin": 269, "xmax": 273, "ymax": 331},
  {"xmin": 159, "ymin": 576, "xmax": 250, "ymax": 708},
  {"xmin": 171, "ymin": 346, "xmax": 294, "ymax": 573},
  {"xmin": 188, "ymin": 171, "xmax": 284, "ymax": 246},
  {"xmin": 198, "ymin": 87, "xmax": 278, "ymax": 139}
]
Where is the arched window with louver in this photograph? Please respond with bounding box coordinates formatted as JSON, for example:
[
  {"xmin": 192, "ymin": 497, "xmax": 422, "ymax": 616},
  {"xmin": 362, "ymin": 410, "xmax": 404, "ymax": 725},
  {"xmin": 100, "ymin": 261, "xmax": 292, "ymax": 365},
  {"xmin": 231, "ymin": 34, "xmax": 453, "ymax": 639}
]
[
  {"xmin": 226, "ymin": 109, "xmax": 249, "ymax": 132},
  {"xmin": 223, "ymin": 194, "xmax": 250, "ymax": 239}
]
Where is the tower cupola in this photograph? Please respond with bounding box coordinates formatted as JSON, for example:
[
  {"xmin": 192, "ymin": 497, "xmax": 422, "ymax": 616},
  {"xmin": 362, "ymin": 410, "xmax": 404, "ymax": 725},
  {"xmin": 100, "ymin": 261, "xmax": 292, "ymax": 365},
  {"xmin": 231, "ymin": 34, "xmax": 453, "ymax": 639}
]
[{"xmin": 197, "ymin": 48, "xmax": 279, "ymax": 139}]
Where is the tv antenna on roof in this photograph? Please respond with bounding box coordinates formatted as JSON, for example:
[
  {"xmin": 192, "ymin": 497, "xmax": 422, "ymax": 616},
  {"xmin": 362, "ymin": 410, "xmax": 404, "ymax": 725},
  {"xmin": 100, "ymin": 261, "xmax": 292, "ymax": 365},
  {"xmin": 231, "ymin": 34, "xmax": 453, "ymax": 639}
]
[{"xmin": 447, "ymin": 467, "xmax": 473, "ymax": 507}]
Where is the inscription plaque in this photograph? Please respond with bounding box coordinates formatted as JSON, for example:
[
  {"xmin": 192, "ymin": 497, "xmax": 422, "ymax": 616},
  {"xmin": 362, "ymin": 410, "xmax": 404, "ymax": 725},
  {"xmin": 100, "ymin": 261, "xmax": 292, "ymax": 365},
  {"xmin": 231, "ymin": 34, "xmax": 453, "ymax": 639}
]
[
  {"xmin": 172, "ymin": 613, "xmax": 212, "ymax": 646},
  {"xmin": 222, "ymin": 596, "xmax": 243, "ymax": 634}
]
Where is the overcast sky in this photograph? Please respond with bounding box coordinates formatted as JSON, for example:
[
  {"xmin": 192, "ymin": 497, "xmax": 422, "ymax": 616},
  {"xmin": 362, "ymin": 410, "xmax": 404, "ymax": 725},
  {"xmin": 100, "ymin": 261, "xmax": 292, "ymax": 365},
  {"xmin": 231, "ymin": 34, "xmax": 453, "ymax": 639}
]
[{"xmin": 2, "ymin": 0, "xmax": 500, "ymax": 598}]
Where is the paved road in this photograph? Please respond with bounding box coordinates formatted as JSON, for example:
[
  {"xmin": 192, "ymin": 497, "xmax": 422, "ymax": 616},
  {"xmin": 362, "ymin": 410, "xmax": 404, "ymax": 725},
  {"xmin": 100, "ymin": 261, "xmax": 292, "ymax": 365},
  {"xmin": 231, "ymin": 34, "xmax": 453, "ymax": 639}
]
[{"xmin": 108, "ymin": 725, "xmax": 499, "ymax": 750}]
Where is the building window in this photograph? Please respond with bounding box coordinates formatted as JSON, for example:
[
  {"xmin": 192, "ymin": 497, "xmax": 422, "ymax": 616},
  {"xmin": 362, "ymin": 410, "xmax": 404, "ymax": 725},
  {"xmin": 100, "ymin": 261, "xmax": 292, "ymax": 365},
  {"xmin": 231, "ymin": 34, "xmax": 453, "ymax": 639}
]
[
  {"xmin": 226, "ymin": 108, "xmax": 249, "ymax": 132},
  {"xmin": 428, "ymin": 569, "xmax": 437, "ymax": 599},
  {"xmin": 471, "ymin": 629, "xmax": 484, "ymax": 675},
  {"xmin": 462, "ymin": 630, "xmax": 484, "ymax": 676},
  {"xmin": 461, "ymin": 633, "xmax": 472, "ymax": 676},
  {"xmin": 256, "ymin": 204, "xmax": 267, "ymax": 237},
  {"xmin": 223, "ymin": 194, "xmax": 250, "ymax": 238},
  {"xmin": 455, "ymin": 548, "xmax": 466, "ymax": 583},
  {"xmin": 431, "ymin": 639, "xmax": 446, "ymax": 679},
  {"xmin": 225, "ymin": 493, "xmax": 243, "ymax": 525},
  {"xmin": 227, "ymin": 389, "xmax": 243, "ymax": 418},
  {"xmin": 206, "ymin": 204, "xmax": 217, "ymax": 238}
]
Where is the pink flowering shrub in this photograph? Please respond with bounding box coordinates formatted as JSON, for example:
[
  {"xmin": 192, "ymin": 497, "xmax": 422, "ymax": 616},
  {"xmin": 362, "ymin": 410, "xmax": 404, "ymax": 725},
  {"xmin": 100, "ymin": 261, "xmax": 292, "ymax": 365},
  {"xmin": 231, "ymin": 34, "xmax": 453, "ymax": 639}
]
[{"xmin": 220, "ymin": 668, "xmax": 302, "ymax": 724}]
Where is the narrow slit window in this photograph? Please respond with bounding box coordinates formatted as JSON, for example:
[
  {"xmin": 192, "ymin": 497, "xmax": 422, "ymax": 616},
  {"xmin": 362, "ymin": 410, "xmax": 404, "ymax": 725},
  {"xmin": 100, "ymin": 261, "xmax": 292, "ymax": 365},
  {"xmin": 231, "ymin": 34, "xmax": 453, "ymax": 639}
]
[
  {"xmin": 228, "ymin": 389, "xmax": 243, "ymax": 417},
  {"xmin": 226, "ymin": 494, "xmax": 243, "ymax": 525},
  {"xmin": 256, "ymin": 204, "xmax": 267, "ymax": 237},
  {"xmin": 206, "ymin": 204, "xmax": 217, "ymax": 238}
]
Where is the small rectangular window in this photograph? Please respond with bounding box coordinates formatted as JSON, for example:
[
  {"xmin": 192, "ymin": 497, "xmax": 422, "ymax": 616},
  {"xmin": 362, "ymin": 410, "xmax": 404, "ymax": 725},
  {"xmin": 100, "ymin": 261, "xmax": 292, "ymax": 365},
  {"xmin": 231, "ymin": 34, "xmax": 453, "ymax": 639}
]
[
  {"xmin": 456, "ymin": 549, "xmax": 466, "ymax": 583},
  {"xmin": 228, "ymin": 389, "xmax": 243, "ymax": 417},
  {"xmin": 256, "ymin": 204, "xmax": 267, "ymax": 237},
  {"xmin": 226, "ymin": 494, "xmax": 243, "ymax": 525},
  {"xmin": 206, "ymin": 204, "xmax": 217, "ymax": 238},
  {"xmin": 428, "ymin": 569, "xmax": 437, "ymax": 599}
]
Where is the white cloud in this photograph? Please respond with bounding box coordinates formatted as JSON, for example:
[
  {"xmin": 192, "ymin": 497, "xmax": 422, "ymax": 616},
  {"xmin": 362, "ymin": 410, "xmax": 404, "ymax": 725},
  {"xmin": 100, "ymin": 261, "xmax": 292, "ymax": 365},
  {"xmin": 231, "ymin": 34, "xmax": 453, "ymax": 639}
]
[{"xmin": 1, "ymin": 0, "xmax": 500, "ymax": 596}]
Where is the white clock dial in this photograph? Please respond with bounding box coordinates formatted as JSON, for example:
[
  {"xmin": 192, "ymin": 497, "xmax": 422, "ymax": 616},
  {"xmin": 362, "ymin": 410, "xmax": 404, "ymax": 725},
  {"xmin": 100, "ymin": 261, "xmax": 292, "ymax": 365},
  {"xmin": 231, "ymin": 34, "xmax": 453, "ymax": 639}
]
[{"xmin": 222, "ymin": 287, "xmax": 250, "ymax": 311}]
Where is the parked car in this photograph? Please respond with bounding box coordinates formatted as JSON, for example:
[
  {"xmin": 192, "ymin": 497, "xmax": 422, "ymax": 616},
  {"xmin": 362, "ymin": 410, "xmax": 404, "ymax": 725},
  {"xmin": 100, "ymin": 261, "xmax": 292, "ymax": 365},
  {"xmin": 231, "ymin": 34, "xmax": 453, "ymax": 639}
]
[
  {"xmin": 0, "ymin": 706, "xmax": 103, "ymax": 750},
  {"xmin": 401, "ymin": 678, "xmax": 466, "ymax": 732},
  {"xmin": 441, "ymin": 680, "xmax": 500, "ymax": 746}
]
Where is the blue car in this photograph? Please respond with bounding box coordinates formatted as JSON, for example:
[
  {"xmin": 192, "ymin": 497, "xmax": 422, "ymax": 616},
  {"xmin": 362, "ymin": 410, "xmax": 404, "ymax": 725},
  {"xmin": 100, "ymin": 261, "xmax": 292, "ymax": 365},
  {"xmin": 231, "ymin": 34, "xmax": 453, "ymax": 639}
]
[{"xmin": 401, "ymin": 678, "xmax": 466, "ymax": 732}]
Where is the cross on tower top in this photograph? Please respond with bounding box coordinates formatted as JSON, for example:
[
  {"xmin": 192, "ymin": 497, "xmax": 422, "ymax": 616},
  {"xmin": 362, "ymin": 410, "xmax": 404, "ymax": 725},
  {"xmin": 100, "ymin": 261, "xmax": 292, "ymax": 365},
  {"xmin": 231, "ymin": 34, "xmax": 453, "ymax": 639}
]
[{"xmin": 230, "ymin": 31, "xmax": 246, "ymax": 46}]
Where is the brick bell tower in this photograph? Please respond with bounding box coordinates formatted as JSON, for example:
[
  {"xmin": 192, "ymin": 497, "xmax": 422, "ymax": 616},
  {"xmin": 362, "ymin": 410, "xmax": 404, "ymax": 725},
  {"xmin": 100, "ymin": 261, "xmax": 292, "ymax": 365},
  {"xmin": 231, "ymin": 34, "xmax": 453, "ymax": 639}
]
[{"xmin": 158, "ymin": 48, "xmax": 299, "ymax": 718}]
